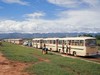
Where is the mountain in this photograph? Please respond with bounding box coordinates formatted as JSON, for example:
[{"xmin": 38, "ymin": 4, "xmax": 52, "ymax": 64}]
[{"xmin": 0, "ymin": 33, "xmax": 100, "ymax": 39}]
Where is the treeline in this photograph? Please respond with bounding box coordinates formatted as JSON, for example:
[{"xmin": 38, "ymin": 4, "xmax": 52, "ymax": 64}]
[
  {"xmin": 79, "ymin": 34, "xmax": 100, "ymax": 40},
  {"xmin": 95, "ymin": 35, "xmax": 100, "ymax": 40}
]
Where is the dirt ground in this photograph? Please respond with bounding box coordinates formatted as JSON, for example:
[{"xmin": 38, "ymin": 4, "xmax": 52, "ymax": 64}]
[{"xmin": 0, "ymin": 53, "xmax": 29, "ymax": 75}]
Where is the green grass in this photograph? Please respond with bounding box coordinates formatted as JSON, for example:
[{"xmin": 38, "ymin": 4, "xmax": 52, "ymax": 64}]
[
  {"xmin": 97, "ymin": 40, "xmax": 100, "ymax": 44},
  {"xmin": 0, "ymin": 42, "xmax": 39, "ymax": 62},
  {"xmin": 0, "ymin": 42, "xmax": 100, "ymax": 75},
  {"xmin": 27, "ymin": 62, "xmax": 70, "ymax": 75}
]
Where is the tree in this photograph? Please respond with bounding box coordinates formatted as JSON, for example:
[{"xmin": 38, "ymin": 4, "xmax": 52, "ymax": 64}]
[
  {"xmin": 78, "ymin": 34, "xmax": 93, "ymax": 37},
  {"xmin": 95, "ymin": 35, "xmax": 100, "ymax": 40}
]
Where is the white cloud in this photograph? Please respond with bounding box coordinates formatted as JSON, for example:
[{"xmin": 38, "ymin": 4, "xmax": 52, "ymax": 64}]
[
  {"xmin": 0, "ymin": 0, "xmax": 100, "ymax": 33},
  {"xmin": 47, "ymin": 0, "xmax": 82, "ymax": 8},
  {"xmin": 83, "ymin": 0, "xmax": 100, "ymax": 8},
  {"xmin": 2, "ymin": 0, "xmax": 29, "ymax": 5},
  {"xmin": 0, "ymin": 10, "xmax": 100, "ymax": 33},
  {"xmin": 0, "ymin": 20, "xmax": 35, "ymax": 33},
  {"xmin": 48, "ymin": 0, "xmax": 100, "ymax": 9},
  {"xmin": 24, "ymin": 12, "xmax": 45, "ymax": 19},
  {"xmin": 59, "ymin": 10, "xmax": 100, "ymax": 25}
]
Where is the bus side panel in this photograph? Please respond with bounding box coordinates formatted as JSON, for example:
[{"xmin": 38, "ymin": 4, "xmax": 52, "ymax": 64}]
[
  {"xmin": 46, "ymin": 44, "xmax": 57, "ymax": 51},
  {"xmin": 68, "ymin": 46, "xmax": 86, "ymax": 56}
]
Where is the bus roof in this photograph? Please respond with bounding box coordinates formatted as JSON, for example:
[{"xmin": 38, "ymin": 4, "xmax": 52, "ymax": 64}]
[
  {"xmin": 60, "ymin": 37, "xmax": 96, "ymax": 40},
  {"xmin": 43, "ymin": 38, "xmax": 59, "ymax": 40},
  {"xmin": 32, "ymin": 38, "xmax": 44, "ymax": 40},
  {"xmin": 4, "ymin": 38, "xmax": 23, "ymax": 41},
  {"xmin": 32, "ymin": 37, "xmax": 96, "ymax": 40}
]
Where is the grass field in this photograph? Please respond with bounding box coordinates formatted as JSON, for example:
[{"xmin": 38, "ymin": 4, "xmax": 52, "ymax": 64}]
[{"xmin": 0, "ymin": 42, "xmax": 100, "ymax": 75}]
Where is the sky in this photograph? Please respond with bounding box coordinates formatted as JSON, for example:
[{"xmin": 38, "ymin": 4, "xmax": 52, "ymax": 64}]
[{"xmin": 0, "ymin": 0, "xmax": 100, "ymax": 33}]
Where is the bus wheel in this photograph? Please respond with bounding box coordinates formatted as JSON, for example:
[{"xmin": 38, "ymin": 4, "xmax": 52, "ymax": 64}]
[
  {"xmin": 50, "ymin": 48, "xmax": 52, "ymax": 51},
  {"xmin": 73, "ymin": 51, "xmax": 77, "ymax": 56},
  {"xmin": 59, "ymin": 49, "xmax": 61, "ymax": 53}
]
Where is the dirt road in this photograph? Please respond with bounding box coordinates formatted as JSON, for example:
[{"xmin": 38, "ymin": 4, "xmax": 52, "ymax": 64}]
[{"xmin": 0, "ymin": 53, "xmax": 29, "ymax": 75}]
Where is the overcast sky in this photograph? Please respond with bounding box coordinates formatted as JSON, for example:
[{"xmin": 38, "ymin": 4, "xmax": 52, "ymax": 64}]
[{"xmin": 0, "ymin": 0, "xmax": 100, "ymax": 33}]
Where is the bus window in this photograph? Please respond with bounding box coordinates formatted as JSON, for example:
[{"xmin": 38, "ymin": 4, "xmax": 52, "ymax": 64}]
[
  {"xmin": 58, "ymin": 40, "xmax": 62, "ymax": 44},
  {"xmin": 44, "ymin": 40, "xmax": 47, "ymax": 43},
  {"xmin": 53, "ymin": 40, "xmax": 56, "ymax": 44},
  {"xmin": 85, "ymin": 39, "xmax": 96, "ymax": 46},
  {"xmin": 62, "ymin": 40, "xmax": 64, "ymax": 44},
  {"xmin": 40, "ymin": 40, "xmax": 42, "ymax": 43},
  {"xmin": 47, "ymin": 40, "xmax": 50, "ymax": 44},
  {"xmin": 46, "ymin": 40, "xmax": 48, "ymax": 44},
  {"xmin": 52, "ymin": 40, "xmax": 53, "ymax": 44},
  {"xmin": 71, "ymin": 40, "xmax": 74, "ymax": 45},
  {"xmin": 68, "ymin": 40, "xmax": 71, "ymax": 44},
  {"xmin": 65, "ymin": 40, "xmax": 69, "ymax": 45},
  {"xmin": 37, "ymin": 40, "xmax": 39, "ymax": 43},
  {"xmin": 63, "ymin": 40, "xmax": 66, "ymax": 45},
  {"xmin": 74, "ymin": 40, "xmax": 79, "ymax": 46},
  {"xmin": 50, "ymin": 40, "xmax": 52, "ymax": 44},
  {"xmin": 80, "ymin": 40, "xmax": 84, "ymax": 46}
]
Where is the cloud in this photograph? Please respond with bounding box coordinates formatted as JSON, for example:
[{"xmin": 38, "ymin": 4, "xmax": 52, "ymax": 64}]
[
  {"xmin": 2, "ymin": 0, "xmax": 29, "ymax": 5},
  {"xmin": 0, "ymin": 10, "xmax": 100, "ymax": 33},
  {"xmin": 47, "ymin": 0, "xmax": 82, "ymax": 8},
  {"xmin": 24, "ymin": 12, "xmax": 45, "ymax": 19},
  {"xmin": 0, "ymin": 20, "xmax": 36, "ymax": 33},
  {"xmin": 82, "ymin": 0, "xmax": 100, "ymax": 8},
  {"xmin": 59, "ymin": 10, "xmax": 100, "ymax": 25},
  {"xmin": 0, "ymin": 0, "xmax": 100, "ymax": 33},
  {"xmin": 47, "ymin": 0, "xmax": 100, "ymax": 9},
  {"xmin": 57, "ymin": 10, "xmax": 100, "ymax": 32}
]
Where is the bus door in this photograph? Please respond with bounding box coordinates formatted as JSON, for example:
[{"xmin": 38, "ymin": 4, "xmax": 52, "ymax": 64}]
[
  {"xmin": 36, "ymin": 40, "xmax": 38, "ymax": 48},
  {"xmin": 62, "ymin": 40, "xmax": 64, "ymax": 53},
  {"xmin": 67, "ymin": 40, "xmax": 71, "ymax": 54},
  {"xmin": 40, "ymin": 40, "xmax": 42, "ymax": 49},
  {"xmin": 56, "ymin": 39, "xmax": 58, "ymax": 52}
]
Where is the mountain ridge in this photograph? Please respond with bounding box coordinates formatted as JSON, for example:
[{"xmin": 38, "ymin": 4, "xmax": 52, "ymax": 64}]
[{"xmin": 0, "ymin": 33, "xmax": 99, "ymax": 39}]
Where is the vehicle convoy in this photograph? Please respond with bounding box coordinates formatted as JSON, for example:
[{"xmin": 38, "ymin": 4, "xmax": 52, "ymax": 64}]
[{"xmin": 32, "ymin": 37, "xmax": 98, "ymax": 56}]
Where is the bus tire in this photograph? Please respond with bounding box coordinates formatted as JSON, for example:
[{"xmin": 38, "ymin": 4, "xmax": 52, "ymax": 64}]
[
  {"xmin": 59, "ymin": 49, "xmax": 61, "ymax": 53},
  {"xmin": 73, "ymin": 51, "xmax": 77, "ymax": 56},
  {"xmin": 50, "ymin": 48, "xmax": 52, "ymax": 51}
]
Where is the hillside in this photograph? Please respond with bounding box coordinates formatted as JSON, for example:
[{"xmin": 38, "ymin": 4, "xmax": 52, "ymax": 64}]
[{"xmin": 0, "ymin": 33, "xmax": 99, "ymax": 39}]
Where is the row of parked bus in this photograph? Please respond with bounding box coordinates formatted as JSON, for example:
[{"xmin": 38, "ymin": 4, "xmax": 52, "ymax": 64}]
[
  {"xmin": 4, "ymin": 37, "xmax": 98, "ymax": 56},
  {"xmin": 4, "ymin": 39, "xmax": 23, "ymax": 45},
  {"xmin": 32, "ymin": 37, "xmax": 98, "ymax": 56},
  {"xmin": 4, "ymin": 39, "xmax": 32, "ymax": 46}
]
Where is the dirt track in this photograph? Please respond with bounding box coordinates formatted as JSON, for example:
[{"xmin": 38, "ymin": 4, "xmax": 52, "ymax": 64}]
[{"xmin": 0, "ymin": 53, "xmax": 29, "ymax": 75}]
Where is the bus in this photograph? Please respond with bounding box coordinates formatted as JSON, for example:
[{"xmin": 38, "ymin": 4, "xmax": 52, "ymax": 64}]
[
  {"xmin": 32, "ymin": 38, "xmax": 44, "ymax": 49},
  {"xmin": 58, "ymin": 37, "xmax": 98, "ymax": 56},
  {"xmin": 42, "ymin": 38, "xmax": 59, "ymax": 51},
  {"xmin": 4, "ymin": 39, "xmax": 23, "ymax": 45},
  {"xmin": 32, "ymin": 37, "xmax": 98, "ymax": 56}
]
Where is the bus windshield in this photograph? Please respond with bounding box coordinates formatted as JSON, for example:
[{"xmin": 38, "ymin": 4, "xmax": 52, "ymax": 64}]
[{"xmin": 85, "ymin": 39, "xmax": 96, "ymax": 46}]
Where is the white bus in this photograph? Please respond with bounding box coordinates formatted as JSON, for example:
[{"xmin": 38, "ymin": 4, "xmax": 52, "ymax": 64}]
[
  {"xmin": 4, "ymin": 39, "xmax": 23, "ymax": 45},
  {"xmin": 42, "ymin": 38, "xmax": 59, "ymax": 51},
  {"xmin": 32, "ymin": 37, "xmax": 98, "ymax": 56},
  {"xmin": 32, "ymin": 38, "xmax": 44, "ymax": 49},
  {"xmin": 58, "ymin": 37, "xmax": 98, "ymax": 56}
]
